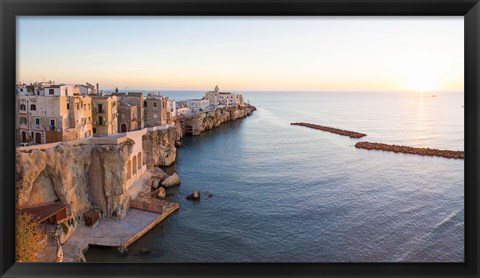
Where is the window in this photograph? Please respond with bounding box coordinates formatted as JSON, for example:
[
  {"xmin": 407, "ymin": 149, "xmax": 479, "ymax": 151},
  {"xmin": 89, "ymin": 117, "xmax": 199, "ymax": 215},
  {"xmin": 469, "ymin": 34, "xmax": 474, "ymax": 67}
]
[
  {"xmin": 77, "ymin": 103, "xmax": 80, "ymax": 110},
  {"xmin": 88, "ymin": 117, "xmax": 91, "ymax": 123},
  {"xmin": 93, "ymin": 128, "xmax": 97, "ymax": 133},
  {"xmin": 98, "ymin": 104, "xmax": 103, "ymax": 113},
  {"xmin": 20, "ymin": 104, "xmax": 26, "ymax": 111},
  {"xmin": 144, "ymin": 101, "xmax": 147, "ymax": 107},
  {"xmin": 113, "ymin": 101, "xmax": 116, "ymax": 107},
  {"xmin": 153, "ymin": 102, "xmax": 157, "ymax": 107},
  {"xmin": 50, "ymin": 119, "xmax": 55, "ymax": 128},
  {"xmin": 98, "ymin": 116, "xmax": 104, "ymax": 125},
  {"xmin": 67, "ymin": 103, "xmax": 69, "ymax": 110},
  {"xmin": 20, "ymin": 117, "xmax": 27, "ymax": 125},
  {"xmin": 49, "ymin": 89, "xmax": 54, "ymax": 95},
  {"xmin": 35, "ymin": 118, "xmax": 40, "ymax": 125},
  {"xmin": 153, "ymin": 113, "xmax": 158, "ymax": 119}
]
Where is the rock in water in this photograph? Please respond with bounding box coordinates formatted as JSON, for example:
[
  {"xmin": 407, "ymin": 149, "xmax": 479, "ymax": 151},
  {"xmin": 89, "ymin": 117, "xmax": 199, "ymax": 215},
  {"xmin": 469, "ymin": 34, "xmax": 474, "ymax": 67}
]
[
  {"xmin": 161, "ymin": 173, "xmax": 181, "ymax": 187},
  {"xmin": 155, "ymin": 187, "xmax": 166, "ymax": 199},
  {"xmin": 186, "ymin": 191, "xmax": 200, "ymax": 200},
  {"xmin": 175, "ymin": 141, "xmax": 184, "ymax": 148},
  {"xmin": 139, "ymin": 248, "xmax": 151, "ymax": 255},
  {"xmin": 151, "ymin": 167, "xmax": 169, "ymax": 180},
  {"xmin": 150, "ymin": 178, "xmax": 162, "ymax": 191}
]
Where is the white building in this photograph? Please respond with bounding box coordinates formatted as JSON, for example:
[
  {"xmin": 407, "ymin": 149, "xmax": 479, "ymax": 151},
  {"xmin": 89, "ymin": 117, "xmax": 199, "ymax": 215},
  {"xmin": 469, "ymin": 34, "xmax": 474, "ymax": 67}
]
[
  {"xmin": 184, "ymin": 98, "xmax": 211, "ymax": 112},
  {"xmin": 176, "ymin": 106, "xmax": 190, "ymax": 117},
  {"xmin": 43, "ymin": 84, "xmax": 75, "ymax": 97},
  {"xmin": 204, "ymin": 85, "xmax": 244, "ymax": 107}
]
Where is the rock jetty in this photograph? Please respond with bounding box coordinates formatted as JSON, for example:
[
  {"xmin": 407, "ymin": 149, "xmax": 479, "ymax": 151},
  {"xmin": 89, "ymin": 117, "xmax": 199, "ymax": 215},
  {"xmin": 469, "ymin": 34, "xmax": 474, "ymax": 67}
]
[
  {"xmin": 291, "ymin": 122, "xmax": 367, "ymax": 138},
  {"xmin": 355, "ymin": 142, "xmax": 464, "ymax": 159}
]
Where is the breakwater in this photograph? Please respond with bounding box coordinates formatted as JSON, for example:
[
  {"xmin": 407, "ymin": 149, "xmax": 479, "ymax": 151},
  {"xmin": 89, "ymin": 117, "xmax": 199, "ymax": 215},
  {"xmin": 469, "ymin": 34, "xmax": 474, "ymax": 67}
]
[
  {"xmin": 291, "ymin": 122, "xmax": 367, "ymax": 138},
  {"xmin": 355, "ymin": 142, "xmax": 464, "ymax": 159}
]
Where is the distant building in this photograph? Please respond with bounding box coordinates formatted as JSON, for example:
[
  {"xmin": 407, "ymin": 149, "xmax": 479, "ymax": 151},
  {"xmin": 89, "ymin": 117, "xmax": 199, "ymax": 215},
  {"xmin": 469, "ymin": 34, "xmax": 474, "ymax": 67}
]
[
  {"xmin": 125, "ymin": 92, "xmax": 145, "ymax": 129},
  {"xmin": 144, "ymin": 92, "xmax": 173, "ymax": 127},
  {"xmin": 74, "ymin": 82, "xmax": 97, "ymax": 96},
  {"xmin": 169, "ymin": 99, "xmax": 177, "ymax": 121},
  {"xmin": 16, "ymin": 82, "xmax": 93, "ymax": 144},
  {"xmin": 204, "ymin": 85, "xmax": 244, "ymax": 107},
  {"xmin": 175, "ymin": 104, "xmax": 190, "ymax": 118},
  {"xmin": 184, "ymin": 98, "xmax": 211, "ymax": 112},
  {"xmin": 43, "ymin": 84, "xmax": 76, "ymax": 97},
  {"xmin": 116, "ymin": 95, "xmax": 139, "ymax": 133},
  {"xmin": 91, "ymin": 95, "xmax": 118, "ymax": 136}
]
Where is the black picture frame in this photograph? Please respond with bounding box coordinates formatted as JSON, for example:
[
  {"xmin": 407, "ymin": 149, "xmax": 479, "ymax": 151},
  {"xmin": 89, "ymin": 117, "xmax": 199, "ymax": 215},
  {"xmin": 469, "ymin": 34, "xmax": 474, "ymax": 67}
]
[{"xmin": 1, "ymin": 0, "xmax": 479, "ymax": 277}]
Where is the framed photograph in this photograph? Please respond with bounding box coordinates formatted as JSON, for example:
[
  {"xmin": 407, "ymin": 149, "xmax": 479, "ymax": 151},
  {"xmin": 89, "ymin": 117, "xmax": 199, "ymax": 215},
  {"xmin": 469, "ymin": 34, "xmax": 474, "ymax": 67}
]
[{"xmin": 1, "ymin": 0, "xmax": 479, "ymax": 277}]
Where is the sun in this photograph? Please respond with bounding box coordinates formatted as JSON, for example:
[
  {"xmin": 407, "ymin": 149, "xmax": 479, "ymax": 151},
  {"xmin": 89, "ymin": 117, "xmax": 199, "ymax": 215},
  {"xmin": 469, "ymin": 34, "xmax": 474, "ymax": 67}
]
[{"xmin": 405, "ymin": 75, "xmax": 438, "ymax": 93}]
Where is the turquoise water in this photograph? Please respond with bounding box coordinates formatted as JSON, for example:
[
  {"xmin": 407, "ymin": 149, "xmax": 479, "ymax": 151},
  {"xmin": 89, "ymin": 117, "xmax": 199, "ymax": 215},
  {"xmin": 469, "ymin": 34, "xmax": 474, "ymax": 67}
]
[{"xmin": 86, "ymin": 91, "xmax": 464, "ymax": 262}]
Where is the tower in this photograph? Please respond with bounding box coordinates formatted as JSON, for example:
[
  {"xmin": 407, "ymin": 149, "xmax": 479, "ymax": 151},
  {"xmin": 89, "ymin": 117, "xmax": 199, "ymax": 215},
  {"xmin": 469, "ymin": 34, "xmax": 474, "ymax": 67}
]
[{"xmin": 214, "ymin": 85, "xmax": 219, "ymax": 93}]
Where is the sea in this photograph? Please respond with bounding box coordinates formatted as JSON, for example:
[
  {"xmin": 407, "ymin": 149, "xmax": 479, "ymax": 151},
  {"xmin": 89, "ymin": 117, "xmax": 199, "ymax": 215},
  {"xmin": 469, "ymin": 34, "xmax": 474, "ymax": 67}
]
[{"xmin": 85, "ymin": 91, "xmax": 464, "ymax": 262}]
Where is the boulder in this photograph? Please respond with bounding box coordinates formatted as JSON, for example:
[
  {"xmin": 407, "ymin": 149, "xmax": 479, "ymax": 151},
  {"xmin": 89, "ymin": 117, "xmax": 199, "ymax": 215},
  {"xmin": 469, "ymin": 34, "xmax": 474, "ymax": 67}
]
[
  {"xmin": 205, "ymin": 191, "xmax": 213, "ymax": 198},
  {"xmin": 186, "ymin": 191, "xmax": 200, "ymax": 201},
  {"xmin": 150, "ymin": 167, "xmax": 169, "ymax": 181},
  {"xmin": 155, "ymin": 187, "xmax": 166, "ymax": 199},
  {"xmin": 150, "ymin": 179, "xmax": 162, "ymax": 191},
  {"xmin": 175, "ymin": 141, "xmax": 184, "ymax": 148},
  {"xmin": 161, "ymin": 173, "xmax": 181, "ymax": 188}
]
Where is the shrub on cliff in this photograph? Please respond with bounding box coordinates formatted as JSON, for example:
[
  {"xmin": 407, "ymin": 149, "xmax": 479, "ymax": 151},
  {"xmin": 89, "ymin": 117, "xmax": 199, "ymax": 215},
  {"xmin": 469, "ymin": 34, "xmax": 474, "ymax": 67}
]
[{"xmin": 16, "ymin": 212, "xmax": 47, "ymax": 262}]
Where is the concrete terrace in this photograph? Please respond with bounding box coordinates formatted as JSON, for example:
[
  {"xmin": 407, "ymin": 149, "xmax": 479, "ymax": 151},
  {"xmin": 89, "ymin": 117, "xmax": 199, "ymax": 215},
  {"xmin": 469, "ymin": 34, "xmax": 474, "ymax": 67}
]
[
  {"xmin": 16, "ymin": 123, "xmax": 175, "ymax": 150},
  {"xmin": 62, "ymin": 202, "xmax": 179, "ymax": 262}
]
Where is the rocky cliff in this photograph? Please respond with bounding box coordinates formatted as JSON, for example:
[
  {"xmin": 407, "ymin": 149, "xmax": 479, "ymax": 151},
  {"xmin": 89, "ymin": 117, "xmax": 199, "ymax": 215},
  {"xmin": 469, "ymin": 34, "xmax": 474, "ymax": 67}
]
[
  {"xmin": 143, "ymin": 124, "xmax": 182, "ymax": 168},
  {"xmin": 187, "ymin": 104, "xmax": 256, "ymax": 136},
  {"xmin": 16, "ymin": 126, "xmax": 181, "ymax": 221}
]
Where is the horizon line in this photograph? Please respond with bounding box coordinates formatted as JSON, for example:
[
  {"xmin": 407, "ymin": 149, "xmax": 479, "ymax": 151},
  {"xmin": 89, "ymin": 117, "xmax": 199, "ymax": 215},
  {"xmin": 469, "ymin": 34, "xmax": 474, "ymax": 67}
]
[{"xmin": 108, "ymin": 88, "xmax": 464, "ymax": 94}]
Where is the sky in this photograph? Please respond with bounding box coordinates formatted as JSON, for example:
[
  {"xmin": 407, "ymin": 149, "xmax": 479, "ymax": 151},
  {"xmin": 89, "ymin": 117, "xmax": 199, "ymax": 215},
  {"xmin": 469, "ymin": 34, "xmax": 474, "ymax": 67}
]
[{"xmin": 17, "ymin": 16, "xmax": 464, "ymax": 92}]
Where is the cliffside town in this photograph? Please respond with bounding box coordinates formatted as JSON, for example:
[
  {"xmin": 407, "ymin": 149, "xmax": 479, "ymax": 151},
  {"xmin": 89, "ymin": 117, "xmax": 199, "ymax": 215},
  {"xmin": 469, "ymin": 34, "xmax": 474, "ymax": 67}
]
[{"xmin": 15, "ymin": 82, "xmax": 255, "ymax": 262}]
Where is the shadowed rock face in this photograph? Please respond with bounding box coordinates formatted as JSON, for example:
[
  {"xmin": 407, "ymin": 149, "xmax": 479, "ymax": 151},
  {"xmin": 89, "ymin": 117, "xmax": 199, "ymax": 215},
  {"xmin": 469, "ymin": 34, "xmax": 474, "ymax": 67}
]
[
  {"xmin": 16, "ymin": 141, "xmax": 134, "ymax": 220},
  {"xmin": 16, "ymin": 126, "xmax": 181, "ymax": 220},
  {"xmin": 142, "ymin": 126, "xmax": 180, "ymax": 168},
  {"xmin": 186, "ymin": 105, "xmax": 256, "ymax": 136}
]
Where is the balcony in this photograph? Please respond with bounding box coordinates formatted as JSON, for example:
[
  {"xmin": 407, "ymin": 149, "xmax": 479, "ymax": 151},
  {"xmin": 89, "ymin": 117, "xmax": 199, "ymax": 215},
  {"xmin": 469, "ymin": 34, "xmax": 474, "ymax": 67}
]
[{"xmin": 94, "ymin": 107, "xmax": 105, "ymax": 114}]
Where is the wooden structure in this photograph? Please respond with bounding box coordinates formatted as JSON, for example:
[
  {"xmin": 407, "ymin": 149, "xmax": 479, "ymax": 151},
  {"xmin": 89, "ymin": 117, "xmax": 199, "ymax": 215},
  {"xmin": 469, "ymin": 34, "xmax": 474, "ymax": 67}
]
[
  {"xmin": 17, "ymin": 202, "xmax": 67, "ymax": 225},
  {"xmin": 130, "ymin": 199, "xmax": 164, "ymax": 214}
]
